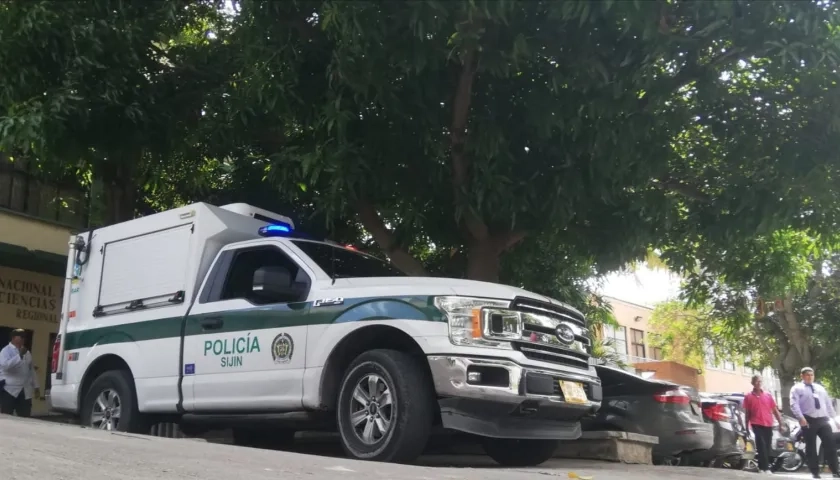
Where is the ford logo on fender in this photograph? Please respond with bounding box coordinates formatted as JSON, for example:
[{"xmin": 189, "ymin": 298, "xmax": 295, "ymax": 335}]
[{"xmin": 555, "ymin": 324, "xmax": 575, "ymax": 345}]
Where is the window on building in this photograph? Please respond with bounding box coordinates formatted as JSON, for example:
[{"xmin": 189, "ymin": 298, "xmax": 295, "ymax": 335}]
[
  {"xmin": 651, "ymin": 346, "xmax": 664, "ymax": 360},
  {"xmin": 603, "ymin": 325, "xmax": 628, "ymax": 358},
  {"xmin": 631, "ymin": 328, "xmax": 646, "ymax": 358},
  {"xmin": 648, "ymin": 333, "xmax": 664, "ymax": 360},
  {"xmin": 723, "ymin": 360, "xmax": 736, "ymax": 371}
]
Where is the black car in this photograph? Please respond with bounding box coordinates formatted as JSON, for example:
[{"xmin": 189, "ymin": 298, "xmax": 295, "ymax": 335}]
[
  {"xmin": 584, "ymin": 365, "xmax": 714, "ymax": 465},
  {"xmin": 680, "ymin": 394, "xmax": 756, "ymax": 469}
]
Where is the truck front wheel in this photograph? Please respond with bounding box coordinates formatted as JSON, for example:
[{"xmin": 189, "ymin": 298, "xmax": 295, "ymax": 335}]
[
  {"xmin": 336, "ymin": 349, "xmax": 435, "ymax": 463},
  {"xmin": 80, "ymin": 370, "xmax": 146, "ymax": 434},
  {"xmin": 482, "ymin": 438, "xmax": 559, "ymax": 467}
]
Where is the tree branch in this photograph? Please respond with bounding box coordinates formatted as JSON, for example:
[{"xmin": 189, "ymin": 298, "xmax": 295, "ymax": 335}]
[
  {"xmin": 494, "ymin": 230, "xmax": 527, "ymax": 253},
  {"xmin": 353, "ymin": 199, "xmax": 428, "ymax": 276},
  {"xmin": 639, "ymin": 46, "xmax": 752, "ymax": 111},
  {"xmin": 654, "ymin": 177, "xmax": 712, "ymax": 202},
  {"xmin": 450, "ymin": 36, "xmax": 489, "ymax": 242},
  {"xmin": 779, "ymin": 296, "xmax": 812, "ymax": 364}
]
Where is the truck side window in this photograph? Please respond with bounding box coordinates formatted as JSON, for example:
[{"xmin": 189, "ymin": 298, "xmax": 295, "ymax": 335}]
[{"xmin": 218, "ymin": 246, "xmax": 309, "ymax": 305}]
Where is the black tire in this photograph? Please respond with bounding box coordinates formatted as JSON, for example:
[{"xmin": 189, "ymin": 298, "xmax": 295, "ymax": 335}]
[
  {"xmin": 79, "ymin": 369, "xmax": 146, "ymax": 433},
  {"xmin": 232, "ymin": 427, "xmax": 296, "ymax": 449},
  {"xmin": 336, "ymin": 349, "xmax": 435, "ymax": 463},
  {"xmin": 482, "ymin": 438, "xmax": 559, "ymax": 467}
]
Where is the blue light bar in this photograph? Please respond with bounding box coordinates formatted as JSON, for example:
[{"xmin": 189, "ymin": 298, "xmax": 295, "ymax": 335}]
[{"xmin": 258, "ymin": 222, "xmax": 294, "ymax": 237}]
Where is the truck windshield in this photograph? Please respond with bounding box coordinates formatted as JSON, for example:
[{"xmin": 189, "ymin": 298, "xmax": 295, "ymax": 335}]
[{"xmin": 291, "ymin": 241, "xmax": 407, "ymax": 278}]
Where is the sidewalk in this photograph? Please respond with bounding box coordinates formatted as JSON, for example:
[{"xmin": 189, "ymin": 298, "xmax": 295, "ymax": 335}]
[{"xmin": 0, "ymin": 415, "xmax": 772, "ymax": 480}]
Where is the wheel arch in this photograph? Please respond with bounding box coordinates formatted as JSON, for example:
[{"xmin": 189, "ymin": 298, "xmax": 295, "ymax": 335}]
[
  {"xmin": 318, "ymin": 324, "xmax": 433, "ymax": 412},
  {"xmin": 77, "ymin": 353, "xmax": 135, "ymax": 412}
]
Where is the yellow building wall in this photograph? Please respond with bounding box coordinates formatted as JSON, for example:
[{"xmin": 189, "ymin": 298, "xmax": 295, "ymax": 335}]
[
  {"xmin": 701, "ymin": 368, "xmax": 753, "ymax": 394},
  {"xmin": 0, "ymin": 209, "xmax": 70, "ymax": 416},
  {"xmin": 609, "ymin": 296, "xmax": 653, "ymax": 332},
  {"xmin": 0, "ymin": 210, "xmax": 72, "ymax": 256}
]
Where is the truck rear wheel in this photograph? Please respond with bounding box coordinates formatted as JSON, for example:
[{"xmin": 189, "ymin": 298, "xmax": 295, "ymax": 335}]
[
  {"xmin": 80, "ymin": 370, "xmax": 146, "ymax": 434},
  {"xmin": 336, "ymin": 349, "xmax": 435, "ymax": 463},
  {"xmin": 482, "ymin": 438, "xmax": 559, "ymax": 467}
]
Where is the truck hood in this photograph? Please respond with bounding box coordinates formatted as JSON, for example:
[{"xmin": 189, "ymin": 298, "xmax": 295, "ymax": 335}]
[{"xmin": 343, "ymin": 276, "xmax": 583, "ymax": 317}]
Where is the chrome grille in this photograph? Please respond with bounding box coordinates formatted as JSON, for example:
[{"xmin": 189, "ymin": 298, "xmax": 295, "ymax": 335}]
[
  {"xmin": 511, "ymin": 297, "xmax": 591, "ymax": 368},
  {"xmin": 511, "ymin": 296, "xmax": 586, "ymax": 326}
]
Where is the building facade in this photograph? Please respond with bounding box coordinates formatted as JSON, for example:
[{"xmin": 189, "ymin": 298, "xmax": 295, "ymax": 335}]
[
  {"xmin": 0, "ymin": 156, "xmax": 84, "ymax": 415},
  {"xmin": 600, "ymin": 295, "xmax": 782, "ymax": 401}
]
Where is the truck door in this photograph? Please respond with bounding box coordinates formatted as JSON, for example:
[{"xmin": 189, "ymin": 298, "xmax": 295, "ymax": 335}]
[{"xmin": 181, "ymin": 242, "xmax": 313, "ymax": 411}]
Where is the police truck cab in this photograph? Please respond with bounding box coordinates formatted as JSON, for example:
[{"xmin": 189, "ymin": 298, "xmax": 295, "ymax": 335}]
[{"xmin": 49, "ymin": 202, "xmax": 602, "ymax": 466}]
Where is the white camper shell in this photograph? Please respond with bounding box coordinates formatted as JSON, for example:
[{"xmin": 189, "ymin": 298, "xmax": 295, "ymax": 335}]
[{"xmin": 49, "ymin": 202, "xmax": 601, "ymax": 466}]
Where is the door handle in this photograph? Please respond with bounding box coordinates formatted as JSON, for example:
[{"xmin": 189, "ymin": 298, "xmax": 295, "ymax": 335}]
[{"xmin": 201, "ymin": 317, "xmax": 223, "ymax": 331}]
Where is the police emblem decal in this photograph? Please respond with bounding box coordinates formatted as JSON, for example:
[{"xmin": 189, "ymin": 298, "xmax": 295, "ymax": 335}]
[{"xmin": 271, "ymin": 333, "xmax": 294, "ymax": 364}]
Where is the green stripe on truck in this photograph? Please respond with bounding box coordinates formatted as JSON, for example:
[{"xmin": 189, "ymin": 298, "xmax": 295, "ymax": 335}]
[{"xmin": 63, "ymin": 295, "xmax": 443, "ymax": 351}]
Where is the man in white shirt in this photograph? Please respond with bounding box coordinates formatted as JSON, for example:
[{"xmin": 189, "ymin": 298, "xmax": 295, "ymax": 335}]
[
  {"xmin": 0, "ymin": 329, "xmax": 39, "ymax": 417},
  {"xmin": 791, "ymin": 367, "xmax": 839, "ymax": 479}
]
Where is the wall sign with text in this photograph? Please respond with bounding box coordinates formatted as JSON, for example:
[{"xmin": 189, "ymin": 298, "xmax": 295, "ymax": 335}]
[{"xmin": 0, "ymin": 266, "xmax": 63, "ymax": 325}]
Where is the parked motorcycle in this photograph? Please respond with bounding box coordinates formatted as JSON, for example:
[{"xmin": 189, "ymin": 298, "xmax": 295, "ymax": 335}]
[
  {"xmin": 783, "ymin": 421, "xmax": 840, "ymax": 473},
  {"xmin": 768, "ymin": 429, "xmax": 799, "ymax": 472},
  {"xmin": 731, "ymin": 431, "xmax": 758, "ymax": 471}
]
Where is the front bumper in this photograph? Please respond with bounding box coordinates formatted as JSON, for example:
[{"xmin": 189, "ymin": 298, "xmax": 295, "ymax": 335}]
[{"xmin": 428, "ymin": 356, "xmax": 602, "ymax": 440}]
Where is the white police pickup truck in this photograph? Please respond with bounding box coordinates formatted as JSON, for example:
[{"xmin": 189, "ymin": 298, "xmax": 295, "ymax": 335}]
[{"xmin": 49, "ymin": 202, "xmax": 602, "ymax": 465}]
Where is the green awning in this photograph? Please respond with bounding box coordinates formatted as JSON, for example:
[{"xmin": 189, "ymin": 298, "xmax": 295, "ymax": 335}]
[{"xmin": 0, "ymin": 241, "xmax": 67, "ymax": 277}]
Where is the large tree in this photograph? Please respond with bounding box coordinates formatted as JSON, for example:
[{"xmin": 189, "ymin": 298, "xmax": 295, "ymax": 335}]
[
  {"xmin": 4, "ymin": 0, "xmax": 840, "ymax": 312},
  {"xmin": 0, "ymin": 0, "xmax": 229, "ymax": 224},
  {"xmin": 658, "ymin": 231, "xmax": 840, "ymax": 411},
  {"xmin": 221, "ymin": 0, "xmax": 840, "ymax": 283}
]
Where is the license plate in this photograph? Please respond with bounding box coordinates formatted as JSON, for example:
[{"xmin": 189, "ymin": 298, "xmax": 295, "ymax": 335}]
[{"xmin": 559, "ymin": 381, "xmax": 588, "ymax": 404}]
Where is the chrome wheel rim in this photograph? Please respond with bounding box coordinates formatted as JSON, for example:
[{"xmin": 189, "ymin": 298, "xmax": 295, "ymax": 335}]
[
  {"xmin": 783, "ymin": 453, "xmax": 803, "ymax": 471},
  {"xmin": 90, "ymin": 389, "xmax": 121, "ymax": 431},
  {"xmin": 349, "ymin": 374, "xmax": 393, "ymax": 445}
]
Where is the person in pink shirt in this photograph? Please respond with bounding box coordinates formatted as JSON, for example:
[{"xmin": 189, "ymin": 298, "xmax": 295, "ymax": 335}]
[{"xmin": 743, "ymin": 375, "xmax": 784, "ymax": 474}]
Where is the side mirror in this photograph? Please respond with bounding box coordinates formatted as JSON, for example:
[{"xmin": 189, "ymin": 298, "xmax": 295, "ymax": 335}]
[{"xmin": 252, "ymin": 266, "xmax": 294, "ymax": 302}]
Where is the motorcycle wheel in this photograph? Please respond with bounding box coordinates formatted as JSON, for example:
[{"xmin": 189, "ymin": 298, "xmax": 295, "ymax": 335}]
[
  {"xmin": 779, "ymin": 451, "xmax": 805, "ymax": 472},
  {"xmin": 742, "ymin": 459, "xmax": 759, "ymax": 472}
]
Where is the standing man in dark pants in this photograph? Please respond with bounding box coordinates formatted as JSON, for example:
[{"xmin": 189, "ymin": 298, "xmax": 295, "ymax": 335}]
[
  {"xmin": 0, "ymin": 329, "xmax": 38, "ymax": 417},
  {"xmin": 791, "ymin": 367, "xmax": 840, "ymax": 479},
  {"xmin": 743, "ymin": 375, "xmax": 784, "ymax": 474}
]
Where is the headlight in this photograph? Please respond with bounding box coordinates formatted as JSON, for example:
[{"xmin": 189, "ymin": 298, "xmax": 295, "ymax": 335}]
[{"xmin": 434, "ymin": 296, "xmax": 513, "ymax": 348}]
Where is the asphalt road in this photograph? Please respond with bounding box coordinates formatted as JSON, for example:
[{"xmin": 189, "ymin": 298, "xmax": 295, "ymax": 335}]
[{"xmin": 0, "ymin": 416, "xmax": 812, "ymax": 480}]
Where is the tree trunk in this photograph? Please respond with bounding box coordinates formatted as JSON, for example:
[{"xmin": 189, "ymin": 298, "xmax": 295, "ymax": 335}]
[
  {"xmin": 97, "ymin": 152, "xmax": 141, "ymax": 226},
  {"xmin": 778, "ymin": 370, "xmax": 796, "ymax": 416},
  {"xmin": 103, "ymin": 179, "xmax": 137, "ymax": 225},
  {"xmin": 353, "ymin": 199, "xmax": 428, "ymax": 276},
  {"xmin": 464, "ymin": 232, "xmax": 526, "ymax": 282},
  {"xmin": 465, "ymin": 240, "xmax": 502, "ymax": 282}
]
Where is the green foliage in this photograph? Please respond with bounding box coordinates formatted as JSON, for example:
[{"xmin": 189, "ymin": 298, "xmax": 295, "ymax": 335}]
[
  {"xmin": 678, "ymin": 230, "xmax": 829, "ymax": 305},
  {"xmin": 649, "ymin": 300, "xmax": 770, "ymax": 372},
  {"xmin": 3, "ymin": 0, "xmax": 840, "ymax": 328},
  {"xmin": 671, "ymin": 228, "xmax": 840, "ymax": 400},
  {"xmin": 224, "ymin": 0, "xmax": 840, "ymax": 282},
  {"xmin": 0, "ymin": 0, "xmax": 230, "ymax": 222}
]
